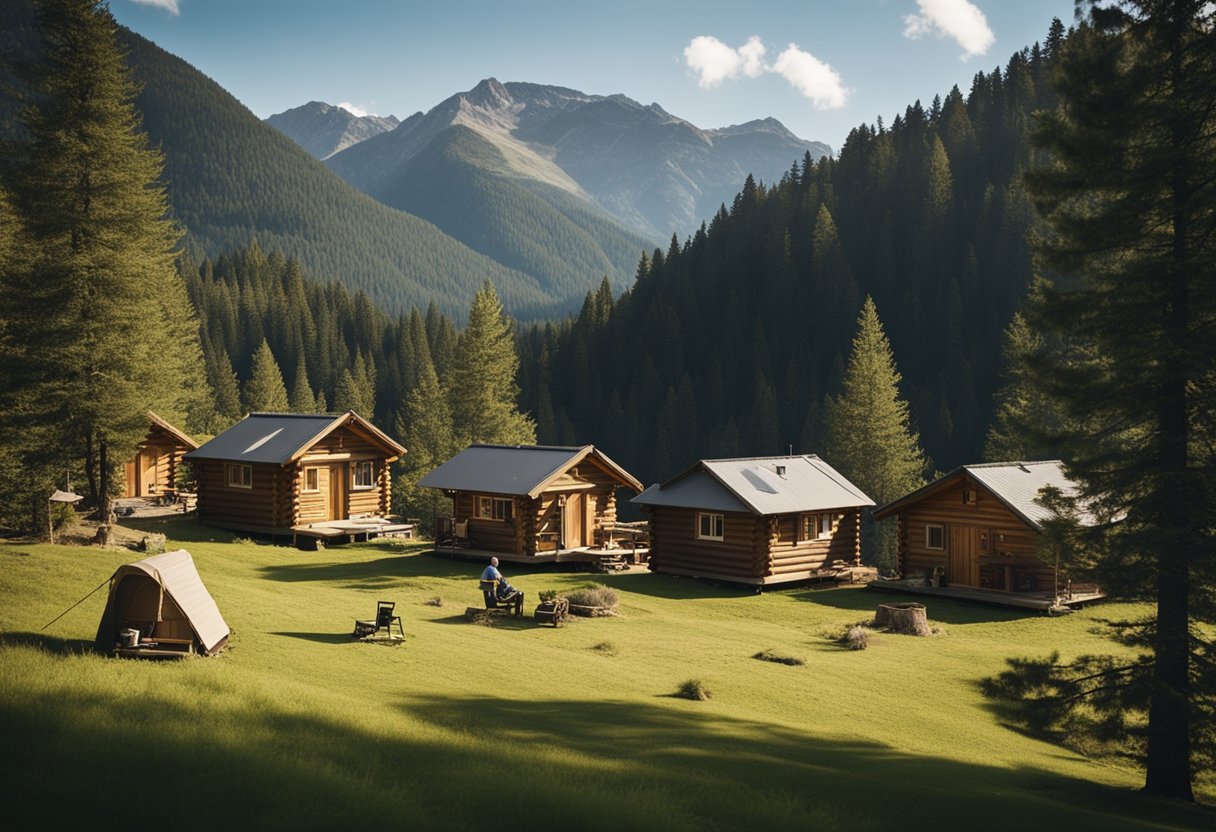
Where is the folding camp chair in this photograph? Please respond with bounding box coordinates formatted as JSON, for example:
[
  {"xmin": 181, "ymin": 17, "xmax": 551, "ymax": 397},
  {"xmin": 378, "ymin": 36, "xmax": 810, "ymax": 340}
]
[{"xmin": 354, "ymin": 600, "xmax": 404, "ymax": 640}]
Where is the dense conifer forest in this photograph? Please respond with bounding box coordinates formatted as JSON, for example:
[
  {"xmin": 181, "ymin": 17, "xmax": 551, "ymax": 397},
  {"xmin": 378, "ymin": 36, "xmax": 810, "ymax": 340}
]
[{"xmin": 519, "ymin": 21, "xmax": 1068, "ymax": 487}]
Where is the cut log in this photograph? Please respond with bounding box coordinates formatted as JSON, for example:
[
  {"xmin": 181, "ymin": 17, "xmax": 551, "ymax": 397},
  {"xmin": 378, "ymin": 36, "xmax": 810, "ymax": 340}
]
[{"xmin": 874, "ymin": 602, "xmax": 931, "ymax": 636}]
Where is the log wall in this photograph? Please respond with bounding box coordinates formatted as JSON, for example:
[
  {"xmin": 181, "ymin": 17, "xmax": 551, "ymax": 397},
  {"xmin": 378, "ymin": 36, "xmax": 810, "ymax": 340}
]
[{"xmin": 895, "ymin": 477, "xmax": 1053, "ymax": 591}]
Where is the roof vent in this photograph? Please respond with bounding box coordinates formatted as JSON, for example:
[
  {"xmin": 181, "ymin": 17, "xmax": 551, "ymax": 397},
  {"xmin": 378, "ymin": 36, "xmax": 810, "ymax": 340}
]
[{"xmin": 775, "ymin": 465, "xmax": 786, "ymax": 477}]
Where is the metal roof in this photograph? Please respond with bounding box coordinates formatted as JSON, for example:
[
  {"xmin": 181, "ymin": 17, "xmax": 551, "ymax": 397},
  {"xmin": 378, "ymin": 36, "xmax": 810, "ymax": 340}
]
[
  {"xmin": 184, "ymin": 411, "xmax": 404, "ymax": 465},
  {"xmin": 418, "ymin": 444, "xmax": 642, "ymax": 498},
  {"xmin": 873, "ymin": 460, "xmax": 1086, "ymax": 530},
  {"xmin": 632, "ymin": 455, "xmax": 874, "ymax": 515}
]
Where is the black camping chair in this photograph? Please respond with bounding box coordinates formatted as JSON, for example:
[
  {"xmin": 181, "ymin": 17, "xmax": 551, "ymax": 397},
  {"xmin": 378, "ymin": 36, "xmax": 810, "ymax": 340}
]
[
  {"xmin": 479, "ymin": 579, "xmax": 524, "ymax": 617},
  {"xmin": 354, "ymin": 600, "xmax": 405, "ymax": 639}
]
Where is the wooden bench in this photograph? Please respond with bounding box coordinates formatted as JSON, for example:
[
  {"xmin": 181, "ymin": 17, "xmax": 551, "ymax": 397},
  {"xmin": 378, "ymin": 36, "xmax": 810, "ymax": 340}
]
[{"xmin": 479, "ymin": 579, "xmax": 524, "ymax": 617}]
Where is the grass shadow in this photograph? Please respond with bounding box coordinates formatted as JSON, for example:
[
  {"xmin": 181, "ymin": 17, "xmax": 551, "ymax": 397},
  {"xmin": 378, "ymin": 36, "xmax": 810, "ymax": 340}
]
[
  {"xmin": 122, "ymin": 515, "xmax": 240, "ymax": 544},
  {"xmin": 269, "ymin": 631, "xmax": 359, "ymax": 645},
  {"xmin": 591, "ymin": 570, "xmax": 759, "ymax": 600},
  {"xmin": 777, "ymin": 584, "xmax": 1041, "ymax": 625},
  {"xmin": 0, "ymin": 631, "xmax": 96, "ymax": 655}
]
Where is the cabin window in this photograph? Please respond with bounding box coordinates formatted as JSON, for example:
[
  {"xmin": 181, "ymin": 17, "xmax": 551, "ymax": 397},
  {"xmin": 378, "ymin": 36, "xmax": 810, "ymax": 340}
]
[
  {"xmin": 799, "ymin": 513, "xmax": 819, "ymax": 541},
  {"xmin": 303, "ymin": 467, "xmax": 320, "ymax": 493},
  {"xmin": 478, "ymin": 496, "xmax": 513, "ymax": 522},
  {"xmin": 352, "ymin": 461, "xmax": 375, "ymax": 490},
  {"xmin": 697, "ymin": 512, "xmax": 724, "ymax": 541},
  {"xmin": 926, "ymin": 524, "xmax": 945, "ymax": 550},
  {"xmin": 963, "ymin": 487, "xmax": 977, "ymax": 505},
  {"xmin": 819, "ymin": 514, "xmax": 833, "ymax": 536},
  {"xmin": 226, "ymin": 464, "xmax": 251, "ymax": 489}
]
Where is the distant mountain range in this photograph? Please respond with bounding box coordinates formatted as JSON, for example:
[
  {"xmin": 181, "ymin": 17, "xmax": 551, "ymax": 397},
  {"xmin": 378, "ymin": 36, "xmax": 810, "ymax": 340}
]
[
  {"xmin": 285, "ymin": 79, "xmax": 831, "ymax": 241},
  {"xmin": 266, "ymin": 101, "xmax": 399, "ymax": 159}
]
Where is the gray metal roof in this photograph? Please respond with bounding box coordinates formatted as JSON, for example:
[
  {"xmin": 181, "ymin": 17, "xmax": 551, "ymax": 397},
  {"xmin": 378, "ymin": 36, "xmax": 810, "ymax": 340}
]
[
  {"xmin": 873, "ymin": 460, "xmax": 1087, "ymax": 530},
  {"xmin": 964, "ymin": 461, "xmax": 1083, "ymax": 530},
  {"xmin": 632, "ymin": 455, "xmax": 874, "ymax": 515},
  {"xmin": 419, "ymin": 444, "xmax": 642, "ymax": 498},
  {"xmin": 185, "ymin": 413, "xmax": 336, "ymax": 464}
]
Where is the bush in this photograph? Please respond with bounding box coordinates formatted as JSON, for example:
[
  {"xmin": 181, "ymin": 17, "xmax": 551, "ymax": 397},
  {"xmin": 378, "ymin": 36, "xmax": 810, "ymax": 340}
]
[
  {"xmin": 566, "ymin": 583, "xmax": 619, "ymax": 609},
  {"xmin": 591, "ymin": 641, "xmax": 618, "ymax": 656},
  {"xmin": 844, "ymin": 626, "xmax": 873, "ymax": 650},
  {"xmin": 676, "ymin": 679, "xmax": 712, "ymax": 701},
  {"xmin": 752, "ymin": 649, "xmax": 806, "ymax": 666},
  {"xmin": 538, "ymin": 589, "xmax": 560, "ymax": 603},
  {"xmin": 423, "ymin": 596, "xmax": 443, "ymax": 607}
]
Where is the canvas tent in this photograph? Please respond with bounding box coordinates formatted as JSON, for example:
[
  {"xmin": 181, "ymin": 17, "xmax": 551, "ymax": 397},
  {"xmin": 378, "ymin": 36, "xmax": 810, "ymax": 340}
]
[{"xmin": 95, "ymin": 550, "xmax": 229, "ymax": 656}]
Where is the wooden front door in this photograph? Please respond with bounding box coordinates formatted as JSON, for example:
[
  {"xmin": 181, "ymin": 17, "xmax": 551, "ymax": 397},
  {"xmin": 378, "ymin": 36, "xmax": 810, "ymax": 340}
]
[
  {"xmin": 141, "ymin": 451, "xmax": 159, "ymax": 495},
  {"xmin": 123, "ymin": 460, "xmax": 138, "ymax": 498},
  {"xmin": 564, "ymin": 493, "xmax": 585, "ymax": 548},
  {"xmin": 948, "ymin": 525, "xmax": 980, "ymax": 587},
  {"xmin": 328, "ymin": 463, "xmax": 347, "ymax": 521}
]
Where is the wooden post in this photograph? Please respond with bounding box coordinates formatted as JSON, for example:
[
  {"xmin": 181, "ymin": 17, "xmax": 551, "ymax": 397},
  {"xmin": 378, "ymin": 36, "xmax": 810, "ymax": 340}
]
[{"xmin": 854, "ymin": 509, "xmax": 862, "ymax": 566}]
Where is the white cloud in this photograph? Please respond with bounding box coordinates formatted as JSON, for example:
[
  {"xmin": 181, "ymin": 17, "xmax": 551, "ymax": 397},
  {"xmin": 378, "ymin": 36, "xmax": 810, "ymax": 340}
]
[
  {"xmin": 128, "ymin": 0, "xmax": 180, "ymax": 15},
  {"xmin": 684, "ymin": 35, "xmax": 745, "ymax": 89},
  {"xmin": 771, "ymin": 43, "xmax": 848, "ymax": 110},
  {"xmin": 683, "ymin": 35, "xmax": 846, "ymax": 110},
  {"xmin": 337, "ymin": 102, "xmax": 373, "ymax": 118},
  {"xmin": 903, "ymin": 0, "xmax": 995, "ymax": 59},
  {"xmin": 738, "ymin": 36, "xmax": 767, "ymax": 79}
]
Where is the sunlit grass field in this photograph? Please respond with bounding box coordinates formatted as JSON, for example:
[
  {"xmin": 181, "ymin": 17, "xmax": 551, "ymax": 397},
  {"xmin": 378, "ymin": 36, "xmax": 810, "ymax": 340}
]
[{"xmin": 0, "ymin": 517, "xmax": 1211, "ymax": 830}]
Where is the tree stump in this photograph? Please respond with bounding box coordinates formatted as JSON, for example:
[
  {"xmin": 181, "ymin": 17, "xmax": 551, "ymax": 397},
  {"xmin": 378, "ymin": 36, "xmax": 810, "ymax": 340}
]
[{"xmin": 873, "ymin": 602, "xmax": 931, "ymax": 636}]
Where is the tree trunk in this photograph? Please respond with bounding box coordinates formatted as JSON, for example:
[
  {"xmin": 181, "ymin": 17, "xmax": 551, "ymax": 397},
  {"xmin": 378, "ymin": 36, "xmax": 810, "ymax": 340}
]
[
  {"xmin": 874, "ymin": 602, "xmax": 931, "ymax": 636},
  {"xmin": 98, "ymin": 436, "xmax": 112, "ymax": 524},
  {"xmin": 84, "ymin": 430, "xmax": 99, "ymax": 515}
]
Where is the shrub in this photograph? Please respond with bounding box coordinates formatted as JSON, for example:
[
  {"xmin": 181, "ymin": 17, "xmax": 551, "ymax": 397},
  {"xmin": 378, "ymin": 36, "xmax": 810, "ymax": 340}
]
[
  {"xmin": 844, "ymin": 625, "xmax": 873, "ymax": 650},
  {"xmin": 566, "ymin": 584, "xmax": 619, "ymax": 609},
  {"xmin": 676, "ymin": 679, "xmax": 712, "ymax": 701},
  {"xmin": 752, "ymin": 649, "xmax": 806, "ymax": 666},
  {"xmin": 538, "ymin": 589, "xmax": 559, "ymax": 603},
  {"xmin": 592, "ymin": 641, "xmax": 618, "ymax": 656},
  {"xmin": 423, "ymin": 597, "xmax": 443, "ymax": 607}
]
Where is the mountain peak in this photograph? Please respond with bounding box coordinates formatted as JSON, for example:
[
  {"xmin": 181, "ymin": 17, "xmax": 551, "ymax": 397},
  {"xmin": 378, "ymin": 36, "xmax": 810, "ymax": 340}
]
[
  {"xmin": 266, "ymin": 101, "xmax": 401, "ymax": 159},
  {"xmin": 467, "ymin": 77, "xmax": 511, "ymax": 107}
]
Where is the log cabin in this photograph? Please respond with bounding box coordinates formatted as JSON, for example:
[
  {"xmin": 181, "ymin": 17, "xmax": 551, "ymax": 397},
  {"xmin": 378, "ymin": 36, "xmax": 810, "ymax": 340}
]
[
  {"xmin": 121, "ymin": 412, "xmax": 198, "ymax": 499},
  {"xmin": 183, "ymin": 411, "xmax": 405, "ymax": 534},
  {"xmin": 418, "ymin": 444, "xmax": 643, "ymax": 559},
  {"xmin": 632, "ymin": 455, "xmax": 874, "ymax": 585},
  {"xmin": 873, "ymin": 460, "xmax": 1089, "ymax": 596}
]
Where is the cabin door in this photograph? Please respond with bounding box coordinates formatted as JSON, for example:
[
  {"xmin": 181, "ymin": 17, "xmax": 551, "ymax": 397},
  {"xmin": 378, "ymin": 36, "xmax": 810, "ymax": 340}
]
[
  {"xmin": 328, "ymin": 463, "xmax": 347, "ymax": 521},
  {"xmin": 141, "ymin": 451, "xmax": 159, "ymax": 495},
  {"xmin": 564, "ymin": 493, "xmax": 585, "ymax": 548},
  {"xmin": 948, "ymin": 525, "xmax": 980, "ymax": 587},
  {"xmin": 123, "ymin": 459, "xmax": 138, "ymax": 498}
]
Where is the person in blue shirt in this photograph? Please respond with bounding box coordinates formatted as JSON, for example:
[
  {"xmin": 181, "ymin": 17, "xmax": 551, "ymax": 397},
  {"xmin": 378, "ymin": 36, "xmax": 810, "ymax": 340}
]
[{"xmin": 481, "ymin": 557, "xmax": 517, "ymax": 598}]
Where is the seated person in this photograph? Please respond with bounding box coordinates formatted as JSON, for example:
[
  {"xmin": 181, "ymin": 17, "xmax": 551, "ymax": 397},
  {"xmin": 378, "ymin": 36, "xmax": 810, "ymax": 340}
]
[{"xmin": 481, "ymin": 557, "xmax": 518, "ymax": 598}]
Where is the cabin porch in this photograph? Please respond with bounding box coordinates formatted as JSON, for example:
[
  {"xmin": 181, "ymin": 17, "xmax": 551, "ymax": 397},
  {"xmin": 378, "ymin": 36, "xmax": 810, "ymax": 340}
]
[
  {"xmin": 291, "ymin": 516, "xmax": 416, "ymax": 549},
  {"xmin": 868, "ymin": 577, "xmax": 1106, "ymax": 611},
  {"xmin": 431, "ymin": 542, "xmax": 650, "ymax": 573}
]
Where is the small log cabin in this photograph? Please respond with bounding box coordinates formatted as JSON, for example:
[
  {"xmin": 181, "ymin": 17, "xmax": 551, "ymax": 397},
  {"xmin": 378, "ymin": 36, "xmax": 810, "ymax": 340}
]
[
  {"xmin": 632, "ymin": 455, "xmax": 874, "ymax": 585},
  {"xmin": 418, "ymin": 444, "xmax": 643, "ymax": 558},
  {"xmin": 873, "ymin": 460, "xmax": 1088, "ymax": 595},
  {"xmin": 122, "ymin": 412, "xmax": 198, "ymax": 499},
  {"xmin": 183, "ymin": 411, "xmax": 405, "ymax": 534}
]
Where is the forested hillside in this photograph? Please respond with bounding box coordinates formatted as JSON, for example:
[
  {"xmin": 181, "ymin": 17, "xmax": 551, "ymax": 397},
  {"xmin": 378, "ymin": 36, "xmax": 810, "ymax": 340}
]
[{"xmin": 520, "ymin": 21, "xmax": 1068, "ymax": 489}]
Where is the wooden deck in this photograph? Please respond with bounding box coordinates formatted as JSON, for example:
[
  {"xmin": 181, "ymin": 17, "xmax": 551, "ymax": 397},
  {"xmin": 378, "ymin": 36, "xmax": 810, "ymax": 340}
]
[
  {"xmin": 292, "ymin": 517, "xmax": 416, "ymax": 549},
  {"xmin": 431, "ymin": 544, "xmax": 649, "ymax": 572},
  {"xmin": 868, "ymin": 578, "xmax": 1106, "ymax": 611}
]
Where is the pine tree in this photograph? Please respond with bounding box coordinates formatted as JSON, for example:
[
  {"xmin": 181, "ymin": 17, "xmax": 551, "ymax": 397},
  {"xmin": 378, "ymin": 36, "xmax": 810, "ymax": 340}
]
[
  {"xmin": 447, "ymin": 281, "xmax": 535, "ymax": 447},
  {"xmin": 205, "ymin": 348, "xmax": 243, "ymax": 431},
  {"xmin": 983, "ymin": 312, "xmax": 1066, "ymax": 461},
  {"xmin": 824, "ymin": 297, "xmax": 926, "ymax": 567},
  {"xmin": 1, "ymin": 0, "xmax": 207, "ymax": 522},
  {"xmin": 1023, "ymin": 0, "xmax": 1216, "ymax": 799},
  {"xmin": 393, "ymin": 343, "xmax": 455, "ymax": 536},
  {"xmin": 243, "ymin": 339, "xmax": 289, "ymax": 413},
  {"xmin": 289, "ymin": 357, "xmax": 316, "ymax": 413}
]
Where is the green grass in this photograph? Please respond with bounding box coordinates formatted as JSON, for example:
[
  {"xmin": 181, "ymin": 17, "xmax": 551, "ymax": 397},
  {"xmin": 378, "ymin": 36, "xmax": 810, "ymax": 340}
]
[{"xmin": 0, "ymin": 517, "xmax": 1212, "ymax": 830}]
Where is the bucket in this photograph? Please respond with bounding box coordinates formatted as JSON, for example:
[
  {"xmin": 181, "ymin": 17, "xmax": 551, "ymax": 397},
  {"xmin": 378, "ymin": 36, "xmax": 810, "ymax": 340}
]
[{"xmin": 119, "ymin": 628, "xmax": 140, "ymax": 648}]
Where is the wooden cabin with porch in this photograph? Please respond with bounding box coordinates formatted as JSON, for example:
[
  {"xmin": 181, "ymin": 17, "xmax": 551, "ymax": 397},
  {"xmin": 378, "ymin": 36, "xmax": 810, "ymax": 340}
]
[
  {"xmin": 183, "ymin": 411, "xmax": 405, "ymax": 537},
  {"xmin": 122, "ymin": 412, "xmax": 198, "ymax": 500},
  {"xmin": 419, "ymin": 444, "xmax": 643, "ymax": 561},
  {"xmin": 632, "ymin": 455, "xmax": 874, "ymax": 586},
  {"xmin": 873, "ymin": 460, "xmax": 1100, "ymax": 603}
]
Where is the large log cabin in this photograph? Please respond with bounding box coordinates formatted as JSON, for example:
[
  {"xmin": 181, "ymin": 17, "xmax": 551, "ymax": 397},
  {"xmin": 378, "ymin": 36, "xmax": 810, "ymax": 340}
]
[
  {"xmin": 873, "ymin": 460, "xmax": 1087, "ymax": 595},
  {"xmin": 183, "ymin": 411, "xmax": 405, "ymax": 534},
  {"xmin": 419, "ymin": 444, "xmax": 643, "ymax": 559},
  {"xmin": 632, "ymin": 455, "xmax": 874, "ymax": 585},
  {"xmin": 122, "ymin": 412, "xmax": 198, "ymax": 499}
]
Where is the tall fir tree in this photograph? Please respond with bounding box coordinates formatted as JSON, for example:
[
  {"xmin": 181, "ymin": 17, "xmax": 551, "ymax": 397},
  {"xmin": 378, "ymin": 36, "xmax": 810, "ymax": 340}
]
[
  {"xmin": 983, "ymin": 311, "xmax": 1066, "ymax": 461},
  {"xmin": 1023, "ymin": 0, "xmax": 1216, "ymax": 799},
  {"xmin": 243, "ymin": 339, "xmax": 289, "ymax": 413},
  {"xmin": 392, "ymin": 343, "xmax": 455, "ymax": 536},
  {"xmin": 447, "ymin": 280, "xmax": 535, "ymax": 447},
  {"xmin": 824, "ymin": 297, "xmax": 926, "ymax": 568},
  {"xmin": 0, "ymin": 0, "xmax": 210, "ymax": 522}
]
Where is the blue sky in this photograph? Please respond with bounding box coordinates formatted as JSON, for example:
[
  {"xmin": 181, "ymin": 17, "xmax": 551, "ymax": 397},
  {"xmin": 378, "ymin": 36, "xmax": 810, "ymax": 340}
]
[{"xmin": 112, "ymin": 0, "xmax": 1077, "ymax": 153}]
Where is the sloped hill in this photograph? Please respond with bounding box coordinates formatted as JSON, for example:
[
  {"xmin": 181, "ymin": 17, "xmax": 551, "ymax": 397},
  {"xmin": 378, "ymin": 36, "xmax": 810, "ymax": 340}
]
[{"xmin": 265, "ymin": 101, "xmax": 399, "ymax": 160}]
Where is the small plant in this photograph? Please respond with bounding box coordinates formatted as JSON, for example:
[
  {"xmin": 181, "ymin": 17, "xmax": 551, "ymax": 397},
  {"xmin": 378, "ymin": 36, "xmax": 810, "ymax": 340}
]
[
  {"xmin": 591, "ymin": 641, "xmax": 618, "ymax": 656},
  {"xmin": 843, "ymin": 625, "xmax": 873, "ymax": 650},
  {"xmin": 232, "ymin": 536, "xmax": 254, "ymax": 546},
  {"xmin": 676, "ymin": 679, "xmax": 712, "ymax": 701},
  {"xmin": 423, "ymin": 596, "xmax": 443, "ymax": 607},
  {"xmin": 538, "ymin": 588, "xmax": 559, "ymax": 603},
  {"xmin": 566, "ymin": 583, "xmax": 619, "ymax": 609},
  {"xmin": 753, "ymin": 649, "xmax": 806, "ymax": 667}
]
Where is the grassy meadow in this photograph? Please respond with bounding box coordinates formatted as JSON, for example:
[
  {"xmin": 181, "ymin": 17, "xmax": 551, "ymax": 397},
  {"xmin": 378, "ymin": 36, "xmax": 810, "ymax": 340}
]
[{"xmin": 0, "ymin": 517, "xmax": 1211, "ymax": 830}]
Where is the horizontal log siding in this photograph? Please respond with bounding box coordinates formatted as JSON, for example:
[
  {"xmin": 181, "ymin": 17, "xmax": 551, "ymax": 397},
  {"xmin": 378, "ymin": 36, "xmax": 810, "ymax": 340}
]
[
  {"xmin": 195, "ymin": 460, "xmax": 284, "ymax": 528},
  {"xmin": 766, "ymin": 510, "xmax": 860, "ymax": 574},
  {"xmin": 453, "ymin": 491, "xmax": 524, "ymax": 555},
  {"xmin": 648, "ymin": 506, "xmax": 765, "ymax": 580},
  {"xmin": 297, "ymin": 464, "xmax": 331, "ymax": 523},
  {"xmin": 897, "ymin": 478, "xmax": 1053, "ymax": 590}
]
